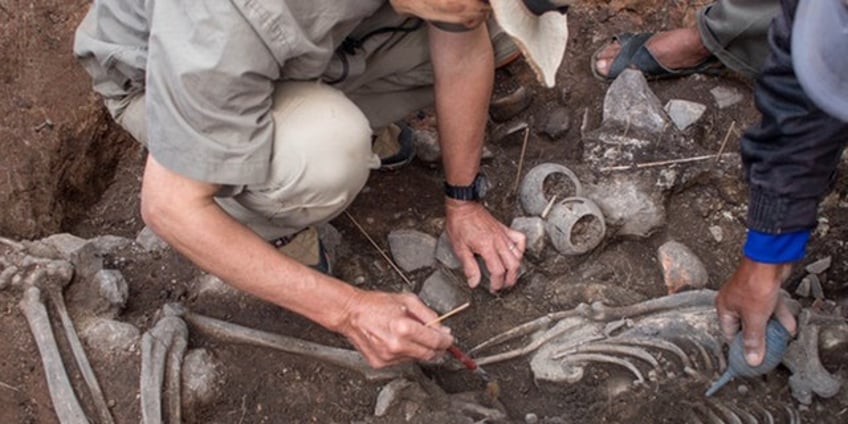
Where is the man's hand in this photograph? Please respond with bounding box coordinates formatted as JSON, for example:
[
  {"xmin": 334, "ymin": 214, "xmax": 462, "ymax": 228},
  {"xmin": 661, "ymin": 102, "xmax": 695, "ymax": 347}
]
[
  {"xmin": 390, "ymin": 0, "xmax": 490, "ymax": 28},
  {"xmin": 445, "ymin": 199, "xmax": 526, "ymax": 292},
  {"xmin": 336, "ymin": 291, "xmax": 454, "ymax": 368},
  {"xmin": 715, "ymin": 257, "xmax": 797, "ymax": 367}
]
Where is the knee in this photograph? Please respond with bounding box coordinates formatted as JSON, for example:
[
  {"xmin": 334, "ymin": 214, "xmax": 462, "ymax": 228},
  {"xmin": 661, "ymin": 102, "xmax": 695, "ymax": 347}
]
[{"xmin": 270, "ymin": 81, "xmax": 373, "ymax": 209}]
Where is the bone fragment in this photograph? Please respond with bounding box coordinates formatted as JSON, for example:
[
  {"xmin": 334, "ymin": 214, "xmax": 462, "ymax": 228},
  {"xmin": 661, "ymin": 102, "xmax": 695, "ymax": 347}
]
[
  {"xmin": 181, "ymin": 310, "xmax": 411, "ymax": 381},
  {"xmin": 469, "ymin": 304, "xmax": 590, "ymax": 354},
  {"xmin": 614, "ymin": 337, "xmax": 693, "ymax": 370},
  {"xmin": 553, "ymin": 342, "xmax": 659, "ymax": 368},
  {"xmin": 47, "ymin": 285, "xmax": 115, "ymax": 424},
  {"xmin": 708, "ymin": 400, "xmax": 743, "ymax": 424},
  {"xmin": 587, "ymin": 289, "xmax": 715, "ymax": 321},
  {"xmin": 782, "ymin": 310, "xmax": 842, "ymax": 404},
  {"xmin": 476, "ymin": 321, "xmax": 603, "ymax": 366},
  {"xmin": 685, "ymin": 335, "xmax": 717, "ymax": 374},
  {"xmin": 141, "ymin": 316, "xmax": 189, "ymax": 424},
  {"xmin": 0, "ymin": 265, "xmax": 18, "ymax": 290},
  {"xmin": 784, "ymin": 405, "xmax": 800, "ymax": 424},
  {"xmin": 753, "ymin": 405, "xmax": 774, "ymax": 424},
  {"xmin": 0, "ymin": 235, "xmax": 24, "ymax": 250},
  {"xmin": 561, "ymin": 353, "xmax": 645, "ymax": 384},
  {"xmin": 19, "ymin": 286, "xmax": 88, "ymax": 424},
  {"xmin": 726, "ymin": 403, "xmax": 758, "ymax": 424}
]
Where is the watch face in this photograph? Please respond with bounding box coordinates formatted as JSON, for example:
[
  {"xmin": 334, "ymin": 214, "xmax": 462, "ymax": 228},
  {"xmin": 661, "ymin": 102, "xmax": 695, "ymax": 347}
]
[{"xmin": 475, "ymin": 173, "xmax": 489, "ymax": 199}]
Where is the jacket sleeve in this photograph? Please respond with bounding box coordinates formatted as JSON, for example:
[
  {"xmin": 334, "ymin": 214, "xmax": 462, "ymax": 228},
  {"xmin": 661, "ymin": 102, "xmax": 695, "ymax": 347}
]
[{"xmin": 741, "ymin": 0, "xmax": 848, "ymax": 235}]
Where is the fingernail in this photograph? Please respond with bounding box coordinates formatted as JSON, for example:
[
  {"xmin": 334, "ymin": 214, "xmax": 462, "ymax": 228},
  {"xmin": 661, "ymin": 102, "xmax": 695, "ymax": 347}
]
[{"xmin": 745, "ymin": 351, "xmax": 761, "ymax": 366}]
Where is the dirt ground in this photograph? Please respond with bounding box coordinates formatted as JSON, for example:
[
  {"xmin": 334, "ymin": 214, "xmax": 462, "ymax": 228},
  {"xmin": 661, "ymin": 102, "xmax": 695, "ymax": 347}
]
[{"xmin": 2, "ymin": 1, "xmax": 848, "ymax": 423}]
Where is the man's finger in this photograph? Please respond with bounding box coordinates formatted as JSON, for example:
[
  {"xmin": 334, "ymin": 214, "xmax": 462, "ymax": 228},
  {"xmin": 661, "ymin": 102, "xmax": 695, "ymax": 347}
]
[
  {"xmin": 505, "ymin": 228, "xmax": 527, "ymax": 255},
  {"xmin": 480, "ymin": 249, "xmax": 506, "ymax": 292},
  {"xmin": 773, "ymin": 299, "xmax": 798, "ymax": 337},
  {"xmin": 497, "ymin": 241, "xmax": 522, "ymax": 287},
  {"xmin": 717, "ymin": 309, "xmax": 740, "ymax": 344},
  {"xmin": 741, "ymin": 312, "xmax": 770, "ymax": 367},
  {"xmin": 454, "ymin": 245, "xmax": 482, "ymax": 288}
]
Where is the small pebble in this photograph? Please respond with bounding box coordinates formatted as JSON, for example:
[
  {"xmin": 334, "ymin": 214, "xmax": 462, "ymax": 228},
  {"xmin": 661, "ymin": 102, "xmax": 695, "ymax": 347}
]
[
  {"xmin": 709, "ymin": 225, "xmax": 724, "ymax": 243},
  {"xmin": 525, "ymin": 413, "xmax": 539, "ymax": 424},
  {"xmin": 805, "ymin": 256, "xmax": 832, "ymax": 274},
  {"xmin": 737, "ymin": 385, "xmax": 749, "ymax": 395}
]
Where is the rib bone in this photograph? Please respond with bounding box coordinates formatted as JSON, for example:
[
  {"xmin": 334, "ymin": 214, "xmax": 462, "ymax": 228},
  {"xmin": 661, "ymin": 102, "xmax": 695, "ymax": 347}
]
[{"xmin": 18, "ymin": 286, "xmax": 88, "ymax": 424}]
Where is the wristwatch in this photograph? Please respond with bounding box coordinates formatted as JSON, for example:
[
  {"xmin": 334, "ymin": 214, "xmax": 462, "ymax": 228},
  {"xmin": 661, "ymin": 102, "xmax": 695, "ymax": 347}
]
[{"xmin": 444, "ymin": 173, "xmax": 489, "ymax": 201}]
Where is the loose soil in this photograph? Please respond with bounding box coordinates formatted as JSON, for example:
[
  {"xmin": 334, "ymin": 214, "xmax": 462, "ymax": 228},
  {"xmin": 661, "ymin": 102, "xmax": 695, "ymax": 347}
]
[{"xmin": 2, "ymin": 1, "xmax": 847, "ymax": 423}]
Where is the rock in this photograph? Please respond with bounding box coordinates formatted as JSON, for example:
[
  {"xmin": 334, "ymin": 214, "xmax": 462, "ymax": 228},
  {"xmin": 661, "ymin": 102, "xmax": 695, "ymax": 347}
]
[
  {"xmin": 795, "ymin": 276, "xmax": 812, "ymax": 298},
  {"xmin": 418, "ymin": 270, "xmax": 469, "ymax": 314},
  {"xmin": 490, "ymin": 86, "xmax": 532, "ymax": 122},
  {"xmin": 809, "ymin": 275, "xmax": 825, "ymax": 300},
  {"xmin": 413, "ymin": 127, "xmax": 441, "ymax": 163},
  {"xmin": 586, "ymin": 176, "xmax": 666, "ymax": 238},
  {"xmin": 510, "ymin": 217, "xmax": 546, "ymax": 259},
  {"xmin": 664, "ymin": 99, "xmax": 706, "ymax": 131},
  {"xmin": 316, "ymin": 223, "xmax": 342, "ymax": 262},
  {"xmin": 191, "ymin": 273, "xmax": 242, "ymax": 301},
  {"xmin": 710, "ymin": 86, "xmax": 743, "ymax": 109},
  {"xmin": 657, "ymin": 241, "xmax": 709, "ymax": 294},
  {"xmin": 79, "ymin": 318, "xmax": 140, "ymax": 356},
  {"xmin": 388, "ymin": 229, "xmax": 437, "ymax": 273},
  {"xmin": 86, "ymin": 235, "xmax": 134, "ymax": 256},
  {"xmin": 182, "ymin": 348, "xmax": 224, "ymax": 418},
  {"xmin": 94, "ymin": 269, "xmax": 129, "ymax": 311},
  {"xmin": 805, "ymin": 256, "xmax": 832, "ymax": 274},
  {"xmin": 435, "ymin": 232, "xmax": 462, "ymax": 270},
  {"xmin": 490, "ymin": 121, "xmax": 529, "ymax": 144},
  {"xmin": 541, "ymin": 107, "xmax": 571, "ymax": 139},
  {"xmin": 136, "ymin": 226, "xmax": 169, "ymax": 252},
  {"xmin": 525, "ymin": 413, "xmax": 539, "ymax": 424},
  {"xmin": 708, "ymin": 225, "xmax": 724, "ymax": 243},
  {"xmin": 603, "ymin": 69, "xmax": 669, "ymax": 134},
  {"xmin": 38, "ymin": 233, "xmax": 103, "ymax": 279}
]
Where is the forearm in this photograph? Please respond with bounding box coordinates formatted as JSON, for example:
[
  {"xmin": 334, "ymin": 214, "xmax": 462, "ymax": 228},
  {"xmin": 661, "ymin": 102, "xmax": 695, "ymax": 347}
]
[
  {"xmin": 429, "ymin": 23, "xmax": 493, "ymax": 187},
  {"xmin": 141, "ymin": 157, "xmax": 358, "ymax": 331}
]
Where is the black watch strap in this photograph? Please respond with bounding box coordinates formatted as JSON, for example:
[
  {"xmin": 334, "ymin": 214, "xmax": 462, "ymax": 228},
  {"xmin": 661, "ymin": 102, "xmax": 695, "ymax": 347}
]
[{"xmin": 444, "ymin": 173, "xmax": 486, "ymax": 201}]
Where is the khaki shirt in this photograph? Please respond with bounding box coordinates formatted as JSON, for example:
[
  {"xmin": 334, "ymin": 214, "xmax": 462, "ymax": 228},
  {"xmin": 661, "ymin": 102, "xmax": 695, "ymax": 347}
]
[{"xmin": 75, "ymin": 0, "xmax": 388, "ymax": 185}]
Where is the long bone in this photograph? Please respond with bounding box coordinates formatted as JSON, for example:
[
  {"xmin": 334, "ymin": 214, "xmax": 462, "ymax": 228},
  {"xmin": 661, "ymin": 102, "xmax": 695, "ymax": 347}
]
[
  {"xmin": 35, "ymin": 261, "xmax": 115, "ymax": 424},
  {"xmin": 141, "ymin": 315, "xmax": 188, "ymax": 424},
  {"xmin": 173, "ymin": 306, "xmax": 413, "ymax": 381},
  {"xmin": 19, "ymin": 285, "xmax": 88, "ymax": 424},
  {"xmin": 781, "ymin": 309, "xmax": 842, "ymax": 404}
]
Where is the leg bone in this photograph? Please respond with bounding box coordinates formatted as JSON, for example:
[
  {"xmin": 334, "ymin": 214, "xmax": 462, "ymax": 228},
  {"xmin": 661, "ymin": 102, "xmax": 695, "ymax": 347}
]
[
  {"xmin": 141, "ymin": 316, "xmax": 188, "ymax": 424},
  {"xmin": 18, "ymin": 286, "xmax": 88, "ymax": 424},
  {"xmin": 181, "ymin": 309, "xmax": 412, "ymax": 381}
]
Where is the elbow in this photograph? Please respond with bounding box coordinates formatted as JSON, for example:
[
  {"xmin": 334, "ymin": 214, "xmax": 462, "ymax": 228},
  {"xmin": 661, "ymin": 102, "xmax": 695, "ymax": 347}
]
[{"xmin": 140, "ymin": 180, "xmax": 175, "ymax": 239}]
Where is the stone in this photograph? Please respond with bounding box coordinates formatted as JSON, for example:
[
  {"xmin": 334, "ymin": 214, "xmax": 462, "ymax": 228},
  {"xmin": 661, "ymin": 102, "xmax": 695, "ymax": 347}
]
[
  {"xmin": 435, "ymin": 232, "xmax": 462, "ymax": 270},
  {"xmin": 805, "ymin": 256, "xmax": 832, "ymax": 275},
  {"xmin": 94, "ymin": 269, "xmax": 129, "ymax": 311},
  {"xmin": 541, "ymin": 107, "xmax": 571, "ymax": 139},
  {"xmin": 657, "ymin": 241, "xmax": 709, "ymax": 294},
  {"xmin": 38, "ymin": 233, "xmax": 103, "ymax": 279},
  {"xmin": 603, "ymin": 69, "xmax": 669, "ymax": 134},
  {"xmin": 79, "ymin": 318, "xmax": 140, "ymax": 356},
  {"xmin": 795, "ymin": 276, "xmax": 812, "ymax": 298},
  {"xmin": 388, "ymin": 229, "xmax": 437, "ymax": 273},
  {"xmin": 585, "ymin": 176, "xmax": 666, "ymax": 238},
  {"xmin": 809, "ymin": 275, "xmax": 825, "ymax": 300},
  {"xmin": 192, "ymin": 273, "xmax": 242, "ymax": 301},
  {"xmin": 489, "ymin": 86, "xmax": 532, "ymax": 122},
  {"xmin": 413, "ymin": 127, "xmax": 441, "ymax": 163},
  {"xmin": 525, "ymin": 413, "xmax": 539, "ymax": 424},
  {"xmin": 316, "ymin": 223, "xmax": 342, "ymax": 262},
  {"xmin": 664, "ymin": 99, "xmax": 706, "ymax": 131},
  {"xmin": 708, "ymin": 225, "xmax": 724, "ymax": 243},
  {"xmin": 136, "ymin": 226, "xmax": 169, "ymax": 252},
  {"xmin": 86, "ymin": 235, "xmax": 134, "ymax": 256},
  {"xmin": 182, "ymin": 348, "xmax": 224, "ymax": 418},
  {"xmin": 710, "ymin": 86, "xmax": 743, "ymax": 109},
  {"xmin": 418, "ymin": 270, "xmax": 469, "ymax": 315},
  {"xmin": 510, "ymin": 217, "xmax": 546, "ymax": 259}
]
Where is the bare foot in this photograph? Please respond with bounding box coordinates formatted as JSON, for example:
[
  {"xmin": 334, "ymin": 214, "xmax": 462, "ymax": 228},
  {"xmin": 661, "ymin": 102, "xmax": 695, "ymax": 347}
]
[{"xmin": 594, "ymin": 27, "xmax": 712, "ymax": 78}]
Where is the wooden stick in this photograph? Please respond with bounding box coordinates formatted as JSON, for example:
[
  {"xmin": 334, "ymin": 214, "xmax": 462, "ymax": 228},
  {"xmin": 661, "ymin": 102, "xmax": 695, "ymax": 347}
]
[
  {"xmin": 0, "ymin": 380, "xmax": 19, "ymax": 392},
  {"xmin": 599, "ymin": 153, "xmax": 736, "ymax": 172},
  {"xmin": 714, "ymin": 120, "xmax": 736, "ymax": 165},
  {"xmin": 425, "ymin": 302, "xmax": 471, "ymax": 327},
  {"xmin": 344, "ymin": 211, "xmax": 414, "ymax": 289},
  {"xmin": 540, "ymin": 195, "xmax": 558, "ymax": 220},
  {"xmin": 513, "ymin": 127, "xmax": 531, "ymax": 194}
]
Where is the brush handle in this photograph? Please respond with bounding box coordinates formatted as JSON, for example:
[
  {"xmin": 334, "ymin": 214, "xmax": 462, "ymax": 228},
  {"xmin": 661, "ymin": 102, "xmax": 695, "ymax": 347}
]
[{"xmin": 447, "ymin": 346, "xmax": 479, "ymax": 371}]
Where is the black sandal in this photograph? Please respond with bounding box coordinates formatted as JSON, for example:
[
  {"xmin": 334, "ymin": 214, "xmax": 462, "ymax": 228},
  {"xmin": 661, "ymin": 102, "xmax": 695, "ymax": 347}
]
[{"xmin": 591, "ymin": 32, "xmax": 722, "ymax": 81}]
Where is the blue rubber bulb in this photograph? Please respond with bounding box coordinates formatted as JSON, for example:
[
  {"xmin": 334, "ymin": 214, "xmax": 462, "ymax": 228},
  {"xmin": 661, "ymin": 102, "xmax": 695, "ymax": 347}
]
[{"xmin": 705, "ymin": 319, "xmax": 791, "ymax": 397}]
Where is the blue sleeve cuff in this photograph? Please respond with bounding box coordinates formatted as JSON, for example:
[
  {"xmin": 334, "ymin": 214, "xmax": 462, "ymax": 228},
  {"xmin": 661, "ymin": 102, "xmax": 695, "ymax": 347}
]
[{"xmin": 743, "ymin": 229, "xmax": 810, "ymax": 263}]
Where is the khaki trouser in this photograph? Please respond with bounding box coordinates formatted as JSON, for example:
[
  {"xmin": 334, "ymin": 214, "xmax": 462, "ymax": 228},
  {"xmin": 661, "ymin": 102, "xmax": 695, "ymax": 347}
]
[{"xmin": 697, "ymin": 0, "xmax": 781, "ymax": 78}]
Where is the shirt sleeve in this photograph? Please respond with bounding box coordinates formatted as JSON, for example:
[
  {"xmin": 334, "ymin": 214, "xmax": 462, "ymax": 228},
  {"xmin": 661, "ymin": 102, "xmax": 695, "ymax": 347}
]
[
  {"xmin": 743, "ymin": 229, "xmax": 810, "ymax": 264},
  {"xmin": 145, "ymin": 1, "xmax": 281, "ymax": 185}
]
